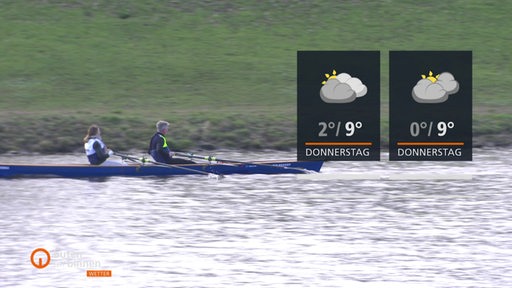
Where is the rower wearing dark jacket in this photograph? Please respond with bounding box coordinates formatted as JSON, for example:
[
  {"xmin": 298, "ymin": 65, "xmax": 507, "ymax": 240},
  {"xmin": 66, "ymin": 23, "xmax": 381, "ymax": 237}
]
[
  {"xmin": 148, "ymin": 120, "xmax": 195, "ymax": 164},
  {"xmin": 83, "ymin": 124, "xmax": 113, "ymax": 165}
]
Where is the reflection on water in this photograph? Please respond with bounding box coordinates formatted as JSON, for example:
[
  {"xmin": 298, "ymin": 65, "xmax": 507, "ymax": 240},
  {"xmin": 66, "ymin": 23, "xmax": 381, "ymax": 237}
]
[{"xmin": 0, "ymin": 149, "xmax": 511, "ymax": 288}]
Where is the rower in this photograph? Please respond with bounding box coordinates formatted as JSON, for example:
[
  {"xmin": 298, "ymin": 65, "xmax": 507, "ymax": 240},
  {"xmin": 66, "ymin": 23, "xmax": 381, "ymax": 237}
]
[
  {"xmin": 148, "ymin": 120, "xmax": 195, "ymax": 164},
  {"xmin": 83, "ymin": 124, "xmax": 114, "ymax": 165}
]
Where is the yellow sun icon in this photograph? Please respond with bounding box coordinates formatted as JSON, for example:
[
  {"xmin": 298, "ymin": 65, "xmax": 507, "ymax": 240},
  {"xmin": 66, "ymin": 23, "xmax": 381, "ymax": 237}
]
[
  {"xmin": 322, "ymin": 69, "xmax": 337, "ymax": 85},
  {"xmin": 421, "ymin": 70, "xmax": 440, "ymax": 83}
]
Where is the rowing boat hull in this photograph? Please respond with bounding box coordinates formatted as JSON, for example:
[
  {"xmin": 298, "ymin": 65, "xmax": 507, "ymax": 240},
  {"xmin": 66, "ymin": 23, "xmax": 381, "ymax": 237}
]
[{"xmin": 0, "ymin": 161, "xmax": 323, "ymax": 178}]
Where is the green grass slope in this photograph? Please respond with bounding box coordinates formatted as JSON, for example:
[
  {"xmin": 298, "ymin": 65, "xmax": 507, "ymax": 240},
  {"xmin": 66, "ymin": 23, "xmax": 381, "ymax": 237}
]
[{"xmin": 0, "ymin": 0, "xmax": 511, "ymax": 153}]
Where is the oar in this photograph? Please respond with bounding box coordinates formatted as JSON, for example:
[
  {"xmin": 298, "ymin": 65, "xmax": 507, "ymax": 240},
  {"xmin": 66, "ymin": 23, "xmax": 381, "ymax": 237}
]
[
  {"xmin": 113, "ymin": 152, "xmax": 223, "ymax": 178},
  {"xmin": 174, "ymin": 152, "xmax": 314, "ymax": 174}
]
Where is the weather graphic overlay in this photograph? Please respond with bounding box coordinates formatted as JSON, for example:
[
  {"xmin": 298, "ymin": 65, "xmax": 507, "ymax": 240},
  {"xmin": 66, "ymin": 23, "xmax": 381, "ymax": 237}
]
[
  {"xmin": 389, "ymin": 51, "xmax": 472, "ymax": 161},
  {"xmin": 298, "ymin": 51, "xmax": 380, "ymax": 161}
]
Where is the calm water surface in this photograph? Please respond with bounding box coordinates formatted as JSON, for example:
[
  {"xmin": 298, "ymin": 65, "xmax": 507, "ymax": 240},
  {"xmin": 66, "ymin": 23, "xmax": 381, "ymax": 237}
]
[{"xmin": 0, "ymin": 148, "xmax": 511, "ymax": 288}]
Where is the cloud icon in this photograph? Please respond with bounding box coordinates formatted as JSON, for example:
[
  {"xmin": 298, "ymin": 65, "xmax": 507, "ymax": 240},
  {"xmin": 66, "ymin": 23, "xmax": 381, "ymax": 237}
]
[
  {"xmin": 412, "ymin": 71, "xmax": 459, "ymax": 103},
  {"xmin": 320, "ymin": 71, "xmax": 367, "ymax": 104}
]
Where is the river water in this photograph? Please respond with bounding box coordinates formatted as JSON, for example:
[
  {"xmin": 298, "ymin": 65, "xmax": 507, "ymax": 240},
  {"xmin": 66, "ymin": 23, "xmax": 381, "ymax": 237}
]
[{"xmin": 0, "ymin": 148, "xmax": 511, "ymax": 288}]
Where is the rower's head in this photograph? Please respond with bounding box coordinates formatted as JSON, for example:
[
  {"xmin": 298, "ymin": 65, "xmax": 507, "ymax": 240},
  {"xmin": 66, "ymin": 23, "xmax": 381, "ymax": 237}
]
[
  {"xmin": 83, "ymin": 124, "xmax": 101, "ymax": 142},
  {"xmin": 88, "ymin": 125, "xmax": 100, "ymax": 136},
  {"xmin": 156, "ymin": 120, "xmax": 170, "ymax": 134}
]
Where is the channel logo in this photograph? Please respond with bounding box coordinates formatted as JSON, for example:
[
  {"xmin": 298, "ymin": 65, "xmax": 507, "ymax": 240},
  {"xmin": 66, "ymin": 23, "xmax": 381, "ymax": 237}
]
[
  {"xmin": 30, "ymin": 248, "xmax": 51, "ymax": 269},
  {"xmin": 30, "ymin": 247, "xmax": 112, "ymax": 277}
]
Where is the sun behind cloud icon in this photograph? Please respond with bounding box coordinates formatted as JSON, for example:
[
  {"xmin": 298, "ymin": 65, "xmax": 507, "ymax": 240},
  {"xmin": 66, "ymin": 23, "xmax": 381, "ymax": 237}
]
[
  {"xmin": 412, "ymin": 70, "xmax": 459, "ymax": 103},
  {"xmin": 320, "ymin": 70, "xmax": 367, "ymax": 104}
]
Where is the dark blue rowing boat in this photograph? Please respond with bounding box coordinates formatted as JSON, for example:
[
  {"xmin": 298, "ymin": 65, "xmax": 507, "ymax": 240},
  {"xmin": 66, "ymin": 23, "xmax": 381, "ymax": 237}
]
[{"xmin": 0, "ymin": 160, "xmax": 323, "ymax": 178}]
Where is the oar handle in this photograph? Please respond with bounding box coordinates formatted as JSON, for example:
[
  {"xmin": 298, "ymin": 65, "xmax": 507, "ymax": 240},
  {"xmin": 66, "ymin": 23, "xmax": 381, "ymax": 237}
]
[
  {"xmin": 176, "ymin": 152, "xmax": 217, "ymax": 162},
  {"xmin": 113, "ymin": 152, "xmax": 150, "ymax": 164}
]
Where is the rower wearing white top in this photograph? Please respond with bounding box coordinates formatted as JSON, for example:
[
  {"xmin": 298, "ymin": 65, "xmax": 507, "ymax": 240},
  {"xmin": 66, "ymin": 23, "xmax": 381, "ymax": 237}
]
[{"xmin": 83, "ymin": 124, "xmax": 114, "ymax": 165}]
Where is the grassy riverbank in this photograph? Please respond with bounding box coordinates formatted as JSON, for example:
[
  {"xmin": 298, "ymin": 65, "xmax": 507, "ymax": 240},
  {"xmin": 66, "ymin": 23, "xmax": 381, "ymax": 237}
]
[{"xmin": 1, "ymin": 1, "xmax": 511, "ymax": 154}]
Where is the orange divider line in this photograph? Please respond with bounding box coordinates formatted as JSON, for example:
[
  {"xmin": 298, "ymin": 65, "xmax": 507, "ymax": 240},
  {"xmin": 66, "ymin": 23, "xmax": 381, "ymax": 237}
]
[
  {"xmin": 305, "ymin": 142, "xmax": 373, "ymax": 146},
  {"xmin": 397, "ymin": 142, "xmax": 464, "ymax": 146}
]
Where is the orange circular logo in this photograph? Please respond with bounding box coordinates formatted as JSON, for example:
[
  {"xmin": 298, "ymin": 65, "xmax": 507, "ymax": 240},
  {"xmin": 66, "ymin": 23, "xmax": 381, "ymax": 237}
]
[{"xmin": 31, "ymin": 248, "xmax": 51, "ymax": 269}]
